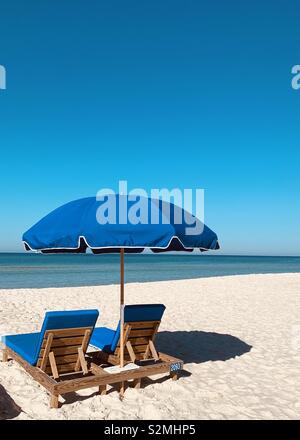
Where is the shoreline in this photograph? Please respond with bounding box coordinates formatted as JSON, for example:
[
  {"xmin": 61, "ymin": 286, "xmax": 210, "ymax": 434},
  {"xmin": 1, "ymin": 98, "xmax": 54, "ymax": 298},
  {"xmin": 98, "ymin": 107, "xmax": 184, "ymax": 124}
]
[{"xmin": 0, "ymin": 271, "xmax": 300, "ymax": 291}]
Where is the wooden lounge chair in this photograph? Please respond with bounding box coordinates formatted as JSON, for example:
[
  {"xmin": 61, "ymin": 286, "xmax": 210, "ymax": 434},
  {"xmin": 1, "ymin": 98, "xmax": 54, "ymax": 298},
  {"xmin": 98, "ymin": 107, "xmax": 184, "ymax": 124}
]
[
  {"xmin": 89, "ymin": 304, "xmax": 181, "ymax": 386},
  {"xmin": 89, "ymin": 304, "xmax": 165, "ymax": 364},
  {"xmin": 1, "ymin": 306, "xmax": 184, "ymax": 408},
  {"xmin": 1, "ymin": 310, "xmax": 99, "ymax": 407}
]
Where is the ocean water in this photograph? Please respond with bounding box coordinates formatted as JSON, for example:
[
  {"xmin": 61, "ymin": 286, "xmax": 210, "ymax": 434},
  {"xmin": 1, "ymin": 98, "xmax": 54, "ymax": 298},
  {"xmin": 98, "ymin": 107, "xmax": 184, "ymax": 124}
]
[{"xmin": 0, "ymin": 253, "xmax": 299, "ymax": 289}]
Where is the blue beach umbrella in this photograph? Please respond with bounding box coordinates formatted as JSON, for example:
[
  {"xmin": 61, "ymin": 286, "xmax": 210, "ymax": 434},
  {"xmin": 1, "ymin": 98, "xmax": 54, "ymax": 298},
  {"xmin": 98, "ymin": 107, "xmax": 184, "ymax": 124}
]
[{"xmin": 23, "ymin": 195, "xmax": 219, "ymax": 368}]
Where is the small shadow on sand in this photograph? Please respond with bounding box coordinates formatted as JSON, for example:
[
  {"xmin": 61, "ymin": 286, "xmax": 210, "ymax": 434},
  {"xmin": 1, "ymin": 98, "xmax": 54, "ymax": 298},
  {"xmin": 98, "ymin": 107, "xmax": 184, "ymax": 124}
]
[
  {"xmin": 0, "ymin": 384, "xmax": 22, "ymax": 420},
  {"xmin": 156, "ymin": 331, "xmax": 252, "ymax": 363}
]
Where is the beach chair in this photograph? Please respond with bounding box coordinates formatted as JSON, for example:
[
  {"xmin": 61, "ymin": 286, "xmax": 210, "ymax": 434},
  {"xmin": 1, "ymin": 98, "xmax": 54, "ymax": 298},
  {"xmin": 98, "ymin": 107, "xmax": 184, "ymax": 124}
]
[
  {"xmin": 1, "ymin": 309, "xmax": 99, "ymax": 407},
  {"xmin": 89, "ymin": 304, "xmax": 174, "ymax": 382},
  {"xmin": 1, "ymin": 307, "xmax": 183, "ymax": 408}
]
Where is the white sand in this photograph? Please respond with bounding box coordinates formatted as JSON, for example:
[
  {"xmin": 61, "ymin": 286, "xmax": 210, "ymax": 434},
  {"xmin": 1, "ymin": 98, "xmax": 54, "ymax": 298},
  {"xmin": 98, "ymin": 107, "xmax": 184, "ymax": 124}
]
[{"xmin": 0, "ymin": 273, "xmax": 300, "ymax": 420}]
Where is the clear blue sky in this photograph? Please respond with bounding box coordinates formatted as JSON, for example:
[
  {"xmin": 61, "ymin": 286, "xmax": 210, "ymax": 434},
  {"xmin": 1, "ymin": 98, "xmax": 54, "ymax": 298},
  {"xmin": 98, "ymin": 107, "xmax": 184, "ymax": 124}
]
[{"xmin": 0, "ymin": 1, "xmax": 299, "ymax": 255}]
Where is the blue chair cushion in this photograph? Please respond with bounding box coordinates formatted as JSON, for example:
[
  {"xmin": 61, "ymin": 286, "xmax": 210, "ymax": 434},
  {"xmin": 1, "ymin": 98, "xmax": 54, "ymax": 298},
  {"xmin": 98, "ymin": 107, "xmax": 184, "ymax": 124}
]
[
  {"xmin": 2, "ymin": 309, "xmax": 99, "ymax": 366},
  {"xmin": 91, "ymin": 304, "xmax": 166, "ymax": 353},
  {"xmin": 89, "ymin": 327, "xmax": 116, "ymax": 352},
  {"xmin": 123, "ymin": 304, "xmax": 166, "ymax": 323},
  {"xmin": 2, "ymin": 332, "xmax": 40, "ymax": 365}
]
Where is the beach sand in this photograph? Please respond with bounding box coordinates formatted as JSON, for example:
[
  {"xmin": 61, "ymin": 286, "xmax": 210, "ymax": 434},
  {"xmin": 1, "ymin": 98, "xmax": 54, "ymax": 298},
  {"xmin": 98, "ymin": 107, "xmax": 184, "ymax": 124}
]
[{"xmin": 0, "ymin": 273, "xmax": 300, "ymax": 420}]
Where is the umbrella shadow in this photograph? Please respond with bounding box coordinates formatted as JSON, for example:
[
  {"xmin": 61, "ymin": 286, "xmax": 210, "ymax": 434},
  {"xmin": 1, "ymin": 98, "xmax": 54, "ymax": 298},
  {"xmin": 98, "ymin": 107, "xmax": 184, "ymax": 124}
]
[
  {"xmin": 0, "ymin": 384, "xmax": 23, "ymax": 419},
  {"xmin": 156, "ymin": 330, "xmax": 252, "ymax": 363},
  {"xmin": 62, "ymin": 331, "xmax": 252, "ymax": 405}
]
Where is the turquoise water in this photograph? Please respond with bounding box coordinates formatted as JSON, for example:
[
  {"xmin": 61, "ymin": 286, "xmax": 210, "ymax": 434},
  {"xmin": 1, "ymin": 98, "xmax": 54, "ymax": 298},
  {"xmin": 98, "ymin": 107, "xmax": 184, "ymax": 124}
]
[{"xmin": 0, "ymin": 253, "xmax": 299, "ymax": 289}]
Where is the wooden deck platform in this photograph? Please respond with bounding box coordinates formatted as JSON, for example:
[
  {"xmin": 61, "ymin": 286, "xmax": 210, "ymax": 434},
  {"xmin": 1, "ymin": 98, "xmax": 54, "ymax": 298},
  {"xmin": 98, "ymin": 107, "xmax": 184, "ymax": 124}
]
[{"xmin": 2, "ymin": 347, "xmax": 184, "ymax": 408}]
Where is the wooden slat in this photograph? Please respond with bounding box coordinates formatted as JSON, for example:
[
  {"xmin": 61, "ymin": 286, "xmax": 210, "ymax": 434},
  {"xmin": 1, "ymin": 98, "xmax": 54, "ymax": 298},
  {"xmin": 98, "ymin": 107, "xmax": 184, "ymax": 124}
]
[
  {"xmin": 44, "ymin": 327, "xmax": 92, "ymax": 338},
  {"xmin": 38, "ymin": 354, "xmax": 79, "ymax": 368},
  {"xmin": 149, "ymin": 340, "xmax": 159, "ymax": 361},
  {"xmin": 152, "ymin": 322, "xmax": 160, "ymax": 341},
  {"xmin": 127, "ymin": 321, "xmax": 159, "ymax": 329},
  {"xmin": 134, "ymin": 353, "xmax": 145, "ymax": 360},
  {"xmin": 130, "ymin": 344, "xmax": 148, "ymax": 353},
  {"xmin": 125, "ymin": 329, "xmax": 154, "ymax": 338},
  {"xmin": 75, "ymin": 329, "xmax": 91, "ymax": 372},
  {"xmin": 40, "ymin": 345, "xmax": 80, "ymax": 357},
  {"xmin": 39, "ymin": 327, "xmax": 93, "ymax": 377},
  {"xmin": 54, "ymin": 354, "xmax": 80, "ymax": 365},
  {"xmin": 127, "ymin": 336, "xmax": 150, "ymax": 345},
  {"xmin": 143, "ymin": 344, "xmax": 150, "ymax": 360},
  {"xmin": 94, "ymin": 348, "xmax": 162, "ymax": 366},
  {"xmin": 42, "ymin": 336, "xmax": 84, "ymax": 348},
  {"xmin": 49, "ymin": 352, "xmax": 59, "ymax": 379},
  {"xmin": 77, "ymin": 347, "xmax": 88, "ymax": 375},
  {"xmin": 55, "ymin": 353, "xmax": 182, "ymax": 394},
  {"xmin": 114, "ymin": 321, "xmax": 161, "ymax": 360},
  {"xmin": 90, "ymin": 363, "xmax": 107, "ymax": 376},
  {"xmin": 115, "ymin": 350, "xmax": 156, "ymax": 365},
  {"xmin": 81, "ymin": 329, "xmax": 91, "ymax": 352},
  {"xmin": 118, "ymin": 353, "xmax": 144, "ymax": 361},
  {"xmin": 40, "ymin": 333, "xmax": 53, "ymax": 371},
  {"xmin": 114, "ymin": 352, "xmax": 138, "ymax": 361},
  {"xmin": 115, "ymin": 323, "xmax": 131, "ymax": 356},
  {"xmin": 126, "ymin": 341, "xmax": 136, "ymax": 362},
  {"xmin": 45, "ymin": 362, "xmax": 77, "ymax": 375}
]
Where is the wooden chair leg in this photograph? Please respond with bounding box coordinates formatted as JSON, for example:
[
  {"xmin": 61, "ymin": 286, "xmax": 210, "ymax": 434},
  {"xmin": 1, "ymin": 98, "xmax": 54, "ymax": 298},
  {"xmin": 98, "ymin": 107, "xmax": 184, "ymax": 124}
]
[
  {"xmin": 134, "ymin": 378, "xmax": 141, "ymax": 389},
  {"xmin": 99, "ymin": 385, "xmax": 107, "ymax": 395},
  {"xmin": 119, "ymin": 381, "xmax": 126, "ymax": 399},
  {"xmin": 2, "ymin": 349, "xmax": 8, "ymax": 362},
  {"xmin": 171, "ymin": 372, "xmax": 178, "ymax": 381},
  {"xmin": 50, "ymin": 394, "xmax": 59, "ymax": 409}
]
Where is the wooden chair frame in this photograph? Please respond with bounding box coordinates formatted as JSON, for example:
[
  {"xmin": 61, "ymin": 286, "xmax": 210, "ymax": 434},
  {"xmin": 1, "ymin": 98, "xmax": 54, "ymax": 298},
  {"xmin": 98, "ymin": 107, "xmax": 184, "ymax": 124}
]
[
  {"xmin": 36, "ymin": 326, "xmax": 92, "ymax": 378},
  {"xmin": 1, "ymin": 322, "xmax": 184, "ymax": 408},
  {"xmin": 115, "ymin": 320, "xmax": 160, "ymax": 364}
]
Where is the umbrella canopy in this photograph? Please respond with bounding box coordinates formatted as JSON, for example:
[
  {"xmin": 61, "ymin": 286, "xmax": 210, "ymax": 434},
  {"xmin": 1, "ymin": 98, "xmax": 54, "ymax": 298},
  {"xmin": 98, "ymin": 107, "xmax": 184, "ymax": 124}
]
[
  {"xmin": 23, "ymin": 195, "xmax": 219, "ymax": 253},
  {"xmin": 23, "ymin": 195, "xmax": 219, "ymax": 376}
]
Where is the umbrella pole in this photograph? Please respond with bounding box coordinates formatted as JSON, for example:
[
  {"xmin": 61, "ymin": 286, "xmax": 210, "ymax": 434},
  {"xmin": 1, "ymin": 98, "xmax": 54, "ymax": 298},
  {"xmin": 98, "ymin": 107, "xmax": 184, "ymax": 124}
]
[{"xmin": 120, "ymin": 248, "xmax": 125, "ymax": 397}]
